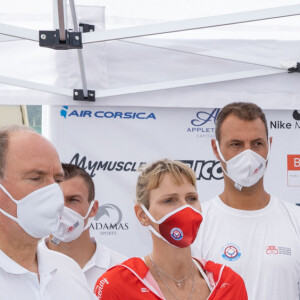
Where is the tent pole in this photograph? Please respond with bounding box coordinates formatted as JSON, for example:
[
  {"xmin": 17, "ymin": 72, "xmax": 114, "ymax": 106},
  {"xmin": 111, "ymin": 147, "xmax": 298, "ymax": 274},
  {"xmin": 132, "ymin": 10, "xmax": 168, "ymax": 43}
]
[
  {"xmin": 69, "ymin": 0, "xmax": 89, "ymax": 98},
  {"xmin": 57, "ymin": 0, "xmax": 66, "ymax": 42}
]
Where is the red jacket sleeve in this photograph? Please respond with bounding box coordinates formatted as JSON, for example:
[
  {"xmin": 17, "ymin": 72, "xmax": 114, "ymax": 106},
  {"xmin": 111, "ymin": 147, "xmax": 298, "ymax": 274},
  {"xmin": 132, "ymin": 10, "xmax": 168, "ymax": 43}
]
[
  {"xmin": 205, "ymin": 262, "xmax": 248, "ymax": 300},
  {"xmin": 94, "ymin": 268, "xmax": 124, "ymax": 300}
]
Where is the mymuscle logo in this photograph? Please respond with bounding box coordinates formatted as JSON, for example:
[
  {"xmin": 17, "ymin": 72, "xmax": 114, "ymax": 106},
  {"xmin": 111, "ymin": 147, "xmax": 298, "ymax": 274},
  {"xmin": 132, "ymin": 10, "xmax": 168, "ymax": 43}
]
[
  {"xmin": 60, "ymin": 106, "xmax": 156, "ymax": 120},
  {"xmin": 70, "ymin": 153, "xmax": 223, "ymax": 180},
  {"xmin": 187, "ymin": 108, "xmax": 220, "ymax": 138}
]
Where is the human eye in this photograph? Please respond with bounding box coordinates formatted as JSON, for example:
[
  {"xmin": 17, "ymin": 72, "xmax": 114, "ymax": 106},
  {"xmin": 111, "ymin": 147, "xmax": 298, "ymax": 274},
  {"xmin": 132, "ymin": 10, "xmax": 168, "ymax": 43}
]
[
  {"xmin": 187, "ymin": 195, "xmax": 198, "ymax": 203},
  {"xmin": 55, "ymin": 178, "xmax": 63, "ymax": 184},
  {"xmin": 29, "ymin": 177, "xmax": 41, "ymax": 181},
  {"xmin": 230, "ymin": 142, "xmax": 242, "ymax": 148},
  {"xmin": 251, "ymin": 140, "xmax": 264, "ymax": 149},
  {"xmin": 162, "ymin": 197, "xmax": 175, "ymax": 204}
]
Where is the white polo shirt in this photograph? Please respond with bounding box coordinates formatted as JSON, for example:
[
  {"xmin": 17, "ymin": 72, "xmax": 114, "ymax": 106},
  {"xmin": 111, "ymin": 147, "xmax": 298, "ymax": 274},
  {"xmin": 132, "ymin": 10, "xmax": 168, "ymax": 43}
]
[
  {"xmin": 42, "ymin": 237, "xmax": 127, "ymax": 290},
  {"xmin": 82, "ymin": 237, "xmax": 127, "ymax": 290},
  {"xmin": 192, "ymin": 195, "xmax": 300, "ymax": 300},
  {"xmin": 0, "ymin": 243, "xmax": 97, "ymax": 300}
]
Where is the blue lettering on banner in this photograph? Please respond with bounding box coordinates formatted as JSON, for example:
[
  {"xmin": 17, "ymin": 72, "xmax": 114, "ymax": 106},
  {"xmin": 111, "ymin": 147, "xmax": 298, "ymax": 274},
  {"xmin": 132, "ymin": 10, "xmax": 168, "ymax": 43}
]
[
  {"xmin": 187, "ymin": 108, "xmax": 220, "ymax": 138},
  {"xmin": 60, "ymin": 106, "xmax": 156, "ymax": 120},
  {"xmin": 191, "ymin": 108, "xmax": 220, "ymax": 127}
]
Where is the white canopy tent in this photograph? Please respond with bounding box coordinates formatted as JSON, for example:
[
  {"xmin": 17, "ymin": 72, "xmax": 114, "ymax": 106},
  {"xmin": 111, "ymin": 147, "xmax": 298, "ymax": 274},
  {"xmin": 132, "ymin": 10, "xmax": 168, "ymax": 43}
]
[{"xmin": 0, "ymin": 0, "xmax": 300, "ymax": 109}]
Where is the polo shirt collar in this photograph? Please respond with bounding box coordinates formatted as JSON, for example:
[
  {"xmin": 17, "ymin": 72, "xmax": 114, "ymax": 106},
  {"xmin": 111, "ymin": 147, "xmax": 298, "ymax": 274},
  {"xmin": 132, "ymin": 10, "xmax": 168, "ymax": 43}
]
[
  {"xmin": 83, "ymin": 237, "xmax": 111, "ymax": 271},
  {"xmin": 0, "ymin": 250, "xmax": 30, "ymax": 274}
]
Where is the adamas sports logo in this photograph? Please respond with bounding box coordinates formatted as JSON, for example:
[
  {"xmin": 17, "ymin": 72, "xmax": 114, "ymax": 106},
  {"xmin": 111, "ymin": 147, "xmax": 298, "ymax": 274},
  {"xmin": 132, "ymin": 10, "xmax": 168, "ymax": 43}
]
[
  {"xmin": 187, "ymin": 108, "xmax": 220, "ymax": 138},
  {"xmin": 60, "ymin": 106, "xmax": 156, "ymax": 120},
  {"xmin": 90, "ymin": 203, "xmax": 129, "ymax": 236}
]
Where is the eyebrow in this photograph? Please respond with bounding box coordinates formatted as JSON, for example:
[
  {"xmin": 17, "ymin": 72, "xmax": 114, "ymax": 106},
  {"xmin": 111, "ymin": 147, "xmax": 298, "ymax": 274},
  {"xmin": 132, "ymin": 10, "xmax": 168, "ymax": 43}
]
[
  {"xmin": 228, "ymin": 137, "xmax": 265, "ymax": 143},
  {"xmin": 23, "ymin": 169, "xmax": 64, "ymax": 178},
  {"xmin": 65, "ymin": 194, "xmax": 82, "ymax": 198}
]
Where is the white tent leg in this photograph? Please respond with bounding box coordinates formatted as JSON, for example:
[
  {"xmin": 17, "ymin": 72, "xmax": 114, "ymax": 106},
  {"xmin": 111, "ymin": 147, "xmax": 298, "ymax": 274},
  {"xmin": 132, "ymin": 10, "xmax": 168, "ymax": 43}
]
[{"xmin": 69, "ymin": 0, "xmax": 89, "ymax": 98}]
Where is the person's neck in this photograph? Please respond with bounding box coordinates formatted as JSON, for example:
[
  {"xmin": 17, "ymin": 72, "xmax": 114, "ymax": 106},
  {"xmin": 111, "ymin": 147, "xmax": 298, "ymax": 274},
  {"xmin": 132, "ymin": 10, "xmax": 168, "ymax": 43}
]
[
  {"xmin": 220, "ymin": 178, "xmax": 270, "ymax": 210},
  {"xmin": 0, "ymin": 225, "xmax": 39, "ymax": 273},
  {"xmin": 47, "ymin": 231, "xmax": 96, "ymax": 268},
  {"xmin": 147, "ymin": 237, "xmax": 193, "ymax": 279}
]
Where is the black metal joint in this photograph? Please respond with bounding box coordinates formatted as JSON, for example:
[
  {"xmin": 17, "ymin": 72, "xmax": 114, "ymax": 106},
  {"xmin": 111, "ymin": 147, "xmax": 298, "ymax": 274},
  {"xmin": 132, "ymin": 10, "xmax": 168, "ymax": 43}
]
[
  {"xmin": 79, "ymin": 23, "xmax": 95, "ymax": 33},
  {"xmin": 39, "ymin": 29, "xmax": 82, "ymax": 50},
  {"xmin": 73, "ymin": 89, "xmax": 95, "ymax": 102},
  {"xmin": 288, "ymin": 62, "xmax": 300, "ymax": 73}
]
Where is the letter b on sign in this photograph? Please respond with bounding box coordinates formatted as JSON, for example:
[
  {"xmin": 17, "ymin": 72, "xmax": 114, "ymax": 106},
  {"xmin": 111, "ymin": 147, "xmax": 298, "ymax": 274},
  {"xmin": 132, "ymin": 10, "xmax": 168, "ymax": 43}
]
[{"xmin": 287, "ymin": 155, "xmax": 300, "ymax": 170}]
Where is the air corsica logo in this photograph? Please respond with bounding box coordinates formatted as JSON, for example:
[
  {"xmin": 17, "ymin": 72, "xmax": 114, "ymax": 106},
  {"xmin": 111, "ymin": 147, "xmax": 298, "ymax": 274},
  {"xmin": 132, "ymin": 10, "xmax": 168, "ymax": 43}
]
[
  {"xmin": 90, "ymin": 204, "xmax": 129, "ymax": 235},
  {"xmin": 187, "ymin": 108, "xmax": 220, "ymax": 138},
  {"xmin": 60, "ymin": 106, "xmax": 156, "ymax": 120}
]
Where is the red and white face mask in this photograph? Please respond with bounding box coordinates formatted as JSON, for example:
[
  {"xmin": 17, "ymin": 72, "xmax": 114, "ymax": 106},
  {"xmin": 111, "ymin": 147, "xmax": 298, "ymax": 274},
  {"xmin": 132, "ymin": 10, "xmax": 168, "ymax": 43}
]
[{"xmin": 141, "ymin": 204, "xmax": 203, "ymax": 248}]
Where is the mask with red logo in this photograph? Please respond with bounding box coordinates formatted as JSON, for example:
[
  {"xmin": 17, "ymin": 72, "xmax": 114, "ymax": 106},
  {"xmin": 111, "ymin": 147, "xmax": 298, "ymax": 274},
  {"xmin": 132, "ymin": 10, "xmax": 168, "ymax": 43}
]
[
  {"xmin": 141, "ymin": 204, "xmax": 202, "ymax": 248},
  {"xmin": 51, "ymin": 200, "xmax": 95, "ymax": 244}
]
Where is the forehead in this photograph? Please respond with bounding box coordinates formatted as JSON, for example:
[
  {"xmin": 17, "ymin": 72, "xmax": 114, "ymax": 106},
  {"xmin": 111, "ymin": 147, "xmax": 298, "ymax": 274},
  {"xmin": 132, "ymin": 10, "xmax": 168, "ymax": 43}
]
[
  {"xmin": 5, "ymin": 131, "xmax": 62, "ymax": 174},
  {"xmin": 219, "ymin": 114, "xmax": 268, "ymax": 142},
  {"xmin": 150, "ymin": 173, "xmax": 195, "ymax": 195},
  {"xmin": 61, "ymin": 176, "xmax": 89, "ymax": 198}
]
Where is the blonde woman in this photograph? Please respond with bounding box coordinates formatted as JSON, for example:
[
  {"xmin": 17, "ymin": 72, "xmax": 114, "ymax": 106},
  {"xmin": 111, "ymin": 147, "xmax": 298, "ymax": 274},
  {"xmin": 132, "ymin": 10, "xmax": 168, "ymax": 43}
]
[{"xmin": 95, "ymin": 159, "xmax": 247, "ymax": 300}]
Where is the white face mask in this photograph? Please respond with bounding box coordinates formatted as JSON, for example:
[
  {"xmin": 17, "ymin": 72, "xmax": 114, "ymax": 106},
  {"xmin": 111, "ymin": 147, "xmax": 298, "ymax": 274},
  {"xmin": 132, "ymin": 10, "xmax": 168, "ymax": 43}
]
[
  {"xmin": 51, "ymin": 200, "xmax": 95, "ymax": 244},
  {"xmin": 0, "ymin": 183, "xmax": 64, "ymax": 238},
  {"xmin": 216, "ymin": 140, "xmax": 270, "ymax": 191}
]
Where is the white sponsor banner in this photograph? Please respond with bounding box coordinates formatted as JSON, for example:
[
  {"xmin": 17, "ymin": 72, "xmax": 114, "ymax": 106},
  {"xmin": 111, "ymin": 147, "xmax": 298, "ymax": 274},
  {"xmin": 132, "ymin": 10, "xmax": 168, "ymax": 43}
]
[{"xmin": 45, "ymin": 106, "xmax": 300, "ymax": 257}]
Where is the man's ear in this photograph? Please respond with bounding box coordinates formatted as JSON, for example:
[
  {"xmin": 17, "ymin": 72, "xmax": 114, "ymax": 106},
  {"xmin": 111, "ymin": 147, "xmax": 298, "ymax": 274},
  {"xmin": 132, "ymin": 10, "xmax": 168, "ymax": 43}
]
[
  {"xmin": 211, "ymin": 139, "xmax": 221, "ymax": 160},
  {"xmin": 269, "ymin": 137, "xmax": 273, "ymax": 148},
  {"xmin": 134, "ymin": 204, "xmax": 150, "ymax": 226},
  {"xmin": 89, "ymin": 200, "xmax": 99, "ymax": 218}
]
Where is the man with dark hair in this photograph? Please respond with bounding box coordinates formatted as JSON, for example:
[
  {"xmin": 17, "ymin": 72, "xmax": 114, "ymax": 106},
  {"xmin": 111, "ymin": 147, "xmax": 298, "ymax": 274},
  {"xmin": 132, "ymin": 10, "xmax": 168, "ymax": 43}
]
[
  {"xmin": 43, "ymin": 163, "xmax": 126, "ymax": 290},
  {"xmin": 0, "ymin": 126, "xmax": 97, "ymax": 300},
  {"xmin": 193, "ymin": 102, "xmax": 300, "ymax": 300}
]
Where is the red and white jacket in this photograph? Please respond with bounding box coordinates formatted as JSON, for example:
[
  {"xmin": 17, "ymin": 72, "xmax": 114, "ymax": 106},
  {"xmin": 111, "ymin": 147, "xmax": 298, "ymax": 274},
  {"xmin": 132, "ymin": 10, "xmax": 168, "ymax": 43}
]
[{"xmin": 94, "ymin": 257, "xmax": 248, "ymax": 300}]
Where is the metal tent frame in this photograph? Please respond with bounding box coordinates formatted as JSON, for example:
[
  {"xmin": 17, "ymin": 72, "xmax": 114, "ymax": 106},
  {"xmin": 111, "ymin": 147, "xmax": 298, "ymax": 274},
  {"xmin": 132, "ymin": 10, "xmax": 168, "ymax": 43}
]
[{"xmin": 0, "ymin": 2, "xmax": 299, "ymax": 103}]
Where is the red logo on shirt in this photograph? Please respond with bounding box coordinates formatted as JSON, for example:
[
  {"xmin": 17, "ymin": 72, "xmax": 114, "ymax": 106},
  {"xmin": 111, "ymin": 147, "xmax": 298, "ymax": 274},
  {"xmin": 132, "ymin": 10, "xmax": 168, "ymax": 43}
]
[{"xmin": 266, "ymin": 246, "xmax": 278, "ymax": 255}]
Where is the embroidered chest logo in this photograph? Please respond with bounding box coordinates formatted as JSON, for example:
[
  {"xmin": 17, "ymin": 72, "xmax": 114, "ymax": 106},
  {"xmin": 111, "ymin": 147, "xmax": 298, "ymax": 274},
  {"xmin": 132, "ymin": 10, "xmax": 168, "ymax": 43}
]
[
  {"xmin": 266, "ymin": 245, "xmax": 291, "ymax": 255},
  {"xmin": 221, "ymin": 243, "xmax": 242, "ymax": 261}
]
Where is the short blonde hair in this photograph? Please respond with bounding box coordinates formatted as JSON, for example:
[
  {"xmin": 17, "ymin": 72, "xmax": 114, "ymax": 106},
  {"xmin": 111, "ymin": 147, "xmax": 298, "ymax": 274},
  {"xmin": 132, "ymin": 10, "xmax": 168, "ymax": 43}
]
[{"xmin": 136, "ymin": 159, "xmax": 196, "ymax": 209}]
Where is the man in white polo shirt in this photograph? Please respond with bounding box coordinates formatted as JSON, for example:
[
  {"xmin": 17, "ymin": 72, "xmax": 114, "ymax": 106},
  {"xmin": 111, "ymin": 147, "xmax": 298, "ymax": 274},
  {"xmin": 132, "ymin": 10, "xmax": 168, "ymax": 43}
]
[
  {"xmin": 192, "ymin": 102, "xmax": 300, "ymax": 300},
  {"xmin": 0, "ymin": 125, "xmax": 97, "ymax": 300},
  {"xmin": 43, "ymin": 163, "xmax": 126, "ymax": 290}
]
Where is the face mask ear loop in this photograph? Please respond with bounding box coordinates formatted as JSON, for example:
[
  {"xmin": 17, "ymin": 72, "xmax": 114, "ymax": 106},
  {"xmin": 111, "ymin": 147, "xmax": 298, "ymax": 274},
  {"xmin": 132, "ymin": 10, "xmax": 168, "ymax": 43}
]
[
  {"xmin": 266, "ymin": 138, "xmax": 271, "ymax": 161},
  {"xmin": 216, "ymin": 141, "xmax": 243, "ymax": 191},
  {"xmin": 0, "ymin": 183, "xmax": 21, "ymax": 223},
  {"xmin": 140, "ymin": 205, "xmax": 180, "ymax": 248},
  {"xmin": 83, "ymin": 200, "xmax": 95, "ymax": 230},
  {"xmin": 0, "ymin": 183, "xmax": 18, "ymax": 203},
  {"xmin": 215, "ymin": 141, "xmax": 231, "ymax": 178},
  {"xmin": 141, "ymin": 204, "xmax": 159, "ymax": 224}
]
